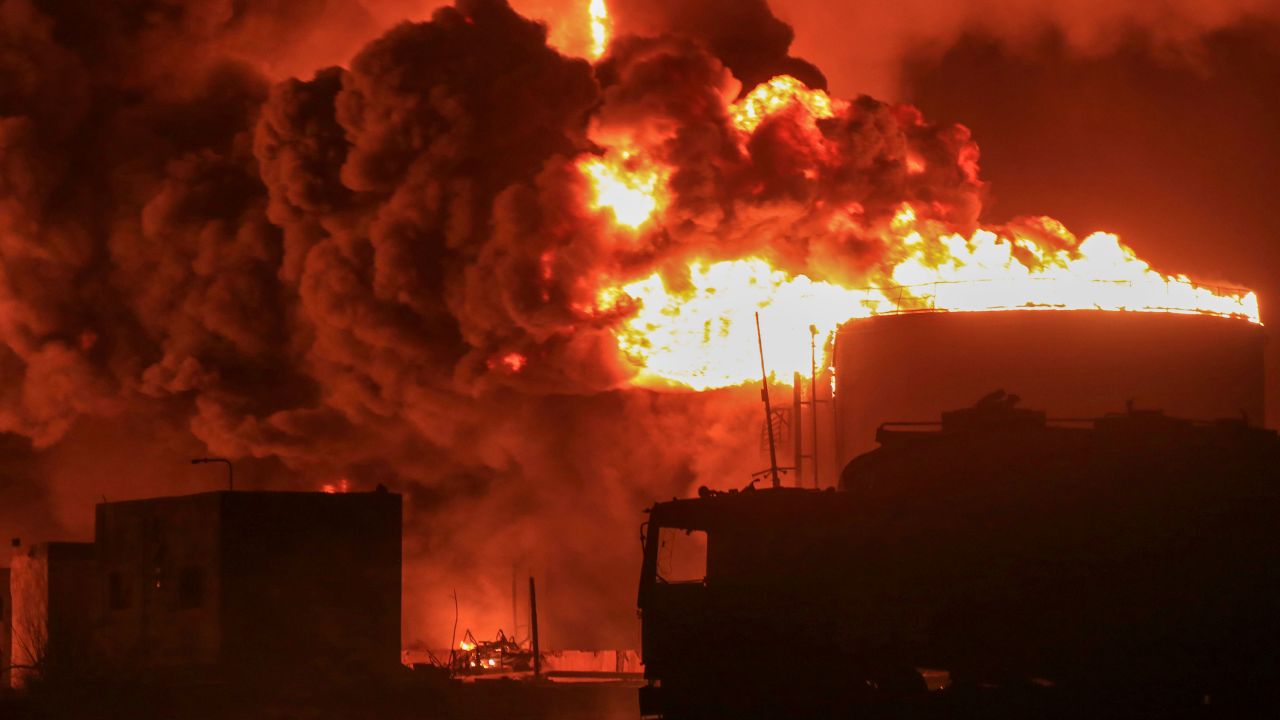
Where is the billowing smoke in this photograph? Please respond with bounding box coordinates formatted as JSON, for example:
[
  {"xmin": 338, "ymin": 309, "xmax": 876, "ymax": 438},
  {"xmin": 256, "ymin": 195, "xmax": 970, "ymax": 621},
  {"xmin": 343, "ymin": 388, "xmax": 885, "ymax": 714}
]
[
  {"xmin": 1, "ymin": 0, "xmax": 1273, "ymax": 651},
  {"xmin": 768, "ymin": 0, "xmax": 1280, "ymax": 421},
  {"xmin": 772, "ymin": 0, "xmax": 1280, "ymax": 97},
  {"xmin": 894, "ymin": 18, "xmax": 1280, "ymax": 426}
]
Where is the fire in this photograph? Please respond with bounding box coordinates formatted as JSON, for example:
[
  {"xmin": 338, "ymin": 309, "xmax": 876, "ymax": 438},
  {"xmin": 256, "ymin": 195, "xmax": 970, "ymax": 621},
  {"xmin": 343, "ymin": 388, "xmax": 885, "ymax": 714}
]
[
  {"xmin": 569, "ymin": 74, "xmax": 1259, "ymax": 390},
  {"xmin": 579, "ymin": 149, "xmax": 669, "ymax": 229},
  {"xmin": 601, "ymin": 203, "xmax": 1259, "ymax": 390},
  {"xmin": 603, "ymin": 259, "xmax": 869, "ymax": 390},
  {"xmin": 321, "ymin": 477, "xmax": 351, "ymax": 494},
  {"xmin": 573, "ymin": 75, "xmax": 836, "ymax": 236},
  {"xmin": 729, "ymin": 75, "xmax": 838, "ymax": 135},
  {"xmin": 588, "ymin": 0, "xmax": 610, "ymax": 59},
  {"xmin": 501, "ymin": 352, "xmax": 527, "ymax": 372},
  {"xmin": 882, "ymin": 208, "xmax": 1259, "ymax": 321}
]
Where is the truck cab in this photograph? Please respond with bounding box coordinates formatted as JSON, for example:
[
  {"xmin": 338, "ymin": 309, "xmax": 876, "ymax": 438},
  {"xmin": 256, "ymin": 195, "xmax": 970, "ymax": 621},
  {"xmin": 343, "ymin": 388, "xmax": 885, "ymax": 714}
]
[{"xmin": 637, "ymin": 487, "xmax": 924, "ymax": 718}]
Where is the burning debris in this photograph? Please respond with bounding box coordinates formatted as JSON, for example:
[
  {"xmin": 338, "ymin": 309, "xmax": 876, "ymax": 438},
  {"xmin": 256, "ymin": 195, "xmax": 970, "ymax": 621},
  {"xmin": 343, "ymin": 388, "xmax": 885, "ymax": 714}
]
[{"xmin": 452, "ymin": 629, "xmax": 535, "ymax": 675}]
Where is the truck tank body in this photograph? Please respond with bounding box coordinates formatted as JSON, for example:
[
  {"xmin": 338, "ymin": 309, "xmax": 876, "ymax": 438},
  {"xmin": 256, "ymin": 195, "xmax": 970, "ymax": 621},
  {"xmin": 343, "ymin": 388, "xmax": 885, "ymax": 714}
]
[
  {"xmin": 637, "ymin": 399, "xmax": 1280, "ymax": 718},
  {"xmin": 833, "ymin": 310, "xmax": 1265, "ymax": 466}
]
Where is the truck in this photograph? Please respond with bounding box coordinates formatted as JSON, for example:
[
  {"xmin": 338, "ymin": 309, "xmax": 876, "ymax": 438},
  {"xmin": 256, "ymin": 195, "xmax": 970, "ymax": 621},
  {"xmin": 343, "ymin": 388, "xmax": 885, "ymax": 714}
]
[{"xmin": 637, "ymin": 394, "xmax": 1280, "ymax": 718}]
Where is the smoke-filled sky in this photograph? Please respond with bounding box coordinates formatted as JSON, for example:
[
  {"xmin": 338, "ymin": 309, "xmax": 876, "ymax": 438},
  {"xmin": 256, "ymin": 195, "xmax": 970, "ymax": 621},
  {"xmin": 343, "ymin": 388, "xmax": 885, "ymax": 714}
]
[{"xmin": 2, "ymin": 0, "xmax": 1279, "ymax": 651}]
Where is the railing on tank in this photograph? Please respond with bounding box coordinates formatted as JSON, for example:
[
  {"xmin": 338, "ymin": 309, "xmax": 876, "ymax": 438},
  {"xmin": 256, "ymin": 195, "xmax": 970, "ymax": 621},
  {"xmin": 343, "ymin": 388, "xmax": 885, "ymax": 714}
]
[{"xmin": 848, "ymin": 276, "xmax": 1258, "ymax": 322}]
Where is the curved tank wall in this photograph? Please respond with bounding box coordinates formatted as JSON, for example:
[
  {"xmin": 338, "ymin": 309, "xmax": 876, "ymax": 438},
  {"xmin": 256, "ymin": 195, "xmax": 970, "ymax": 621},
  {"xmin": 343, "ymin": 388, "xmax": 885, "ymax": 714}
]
[{"xmin": 833, "ymin": 310, "xmax": 1266, "ymax": 469}]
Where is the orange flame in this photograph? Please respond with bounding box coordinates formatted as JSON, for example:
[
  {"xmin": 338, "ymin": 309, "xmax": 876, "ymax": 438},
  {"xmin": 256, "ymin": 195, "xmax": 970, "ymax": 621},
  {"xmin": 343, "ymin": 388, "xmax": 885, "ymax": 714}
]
[
  {"xmin": 501, "ymin": 353, "xmax": 527, "ymax": 372},
  {"xmin": 729, "ymin": 75, "xmax": 838, "ymax": 135},
  {"xmin": 575, "ymin": 75, "xmax": 1259, "ymax": 390},
  {"xmin": 579, "ymin": 149, "xmax": 669, "ymax": 229},
  {"xmin": 602, "ymin": 259, "xmax": 866, "ymax": 390},
  {"xmin": 588, "ymin": 0, "xmax": 610, "ymax": 59},
  {"xmin": 321, "ymin": 477, "xmax": 351, "ymax": 494},
  {"xmin": 601, "ymin": 204, "xmax": 1259, "ymax": 390}
]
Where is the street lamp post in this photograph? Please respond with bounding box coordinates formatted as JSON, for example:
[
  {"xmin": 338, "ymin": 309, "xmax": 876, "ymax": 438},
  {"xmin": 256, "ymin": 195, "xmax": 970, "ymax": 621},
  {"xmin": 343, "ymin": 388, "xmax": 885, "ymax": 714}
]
[{"xmin": 191, "ymin": 457, "xmax": 233, "ymax": 491}]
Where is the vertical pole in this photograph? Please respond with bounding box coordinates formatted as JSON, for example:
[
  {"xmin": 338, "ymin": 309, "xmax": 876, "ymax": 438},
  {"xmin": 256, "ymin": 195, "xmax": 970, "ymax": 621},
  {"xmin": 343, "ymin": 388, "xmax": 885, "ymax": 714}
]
[
  {"xmin": 755, "ymin": 312, "xmax": 781, "ymax": 488},
  {"xmin": 512, "ymin": 566, "xmax": 518, "ymax": 643},
  {"xmin": 810, "ymin": 325, "xmax": 820, "ymax": 488},
  {"xmin": 450, "ymin": 590, "xmax": 459, "ymax": 673},
  {"xmin": 830, "ymin": 331, "xmax": 841, "ymax": 484},
  {"xmin": 793, "ymin": 372, "xmax": 803, "ymax": 488},
  {"xmin": 529, "ymin": 577, "xmax": 541, "ymax": 678}
]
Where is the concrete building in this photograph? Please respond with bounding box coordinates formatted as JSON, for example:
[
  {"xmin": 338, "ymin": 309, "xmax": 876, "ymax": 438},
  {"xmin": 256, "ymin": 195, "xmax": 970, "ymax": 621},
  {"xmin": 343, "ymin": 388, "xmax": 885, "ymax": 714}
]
[
  {"xmin": 8, "ymin": 542, "xmax": 96, "ymax": 687},
  {"xmin": 92, "ymin": 490, "xmax": 402, "ymax": 680}
]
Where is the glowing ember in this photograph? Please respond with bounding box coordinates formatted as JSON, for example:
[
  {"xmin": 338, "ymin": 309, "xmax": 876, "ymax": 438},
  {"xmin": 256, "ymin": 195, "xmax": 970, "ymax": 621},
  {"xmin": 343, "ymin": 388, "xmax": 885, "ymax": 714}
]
[
  {"xmin": 588, "ymin": 0, "xmax": 610, "ymax": 59},
  {"xmin": 729, "ymin": 75, "xmax": 838, "ymax": 134},
  {"xmin": 579, "ymin": 149, "xmax": 668, "ymax": 229},
  {"xmin": 501, "ymin": 352, "xmax": 527, "ymax": 372}
]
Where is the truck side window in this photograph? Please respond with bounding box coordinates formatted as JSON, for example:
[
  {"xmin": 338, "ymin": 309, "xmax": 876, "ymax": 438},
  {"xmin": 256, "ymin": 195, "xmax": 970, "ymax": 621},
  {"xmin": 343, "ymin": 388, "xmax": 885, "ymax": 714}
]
[{"xmin": 656, "ymin": 527, "xmax": 707, "ymax": 584}]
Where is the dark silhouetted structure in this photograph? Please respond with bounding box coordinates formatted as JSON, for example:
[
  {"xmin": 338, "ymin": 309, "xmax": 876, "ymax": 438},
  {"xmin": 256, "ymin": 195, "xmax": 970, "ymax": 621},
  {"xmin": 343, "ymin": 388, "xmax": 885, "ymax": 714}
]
[
  {"xmin": 93, "ymin": 490, "xmax": 402, "ymax": 681},
  {"xmin": 834, "ymin": 311, "xmax": 1265, "ymax": 464},
  {"xmin": 8, "ymin": 542, "xmax": 96, "ymax": 688},
  {"xmin": 1, "ymin": 567, "xmax": 9, "ymax": 688},
  {"xmin": 639, "ymin": 396, "xmax": 1280, "ymax": 717}
]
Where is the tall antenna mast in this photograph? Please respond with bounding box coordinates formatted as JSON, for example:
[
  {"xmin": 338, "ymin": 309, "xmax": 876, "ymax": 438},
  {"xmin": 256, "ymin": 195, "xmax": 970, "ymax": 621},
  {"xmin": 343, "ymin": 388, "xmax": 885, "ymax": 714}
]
[
  {"xmin": 809, "ymin": 324, "xmax": 819, "ymax": 488},
  {"xmin": 755, "ymin": 312, "xmax": 782, "ymax": 488}
]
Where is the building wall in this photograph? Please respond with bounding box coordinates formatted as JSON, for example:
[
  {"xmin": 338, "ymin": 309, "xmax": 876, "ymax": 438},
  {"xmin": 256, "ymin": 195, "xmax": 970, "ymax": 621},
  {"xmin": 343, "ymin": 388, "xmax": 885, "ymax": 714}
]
[
  {"xmin": 94, "ymin": 494, "xmax": 223, "ymax": 674},
  {"xmin": 93, "ymin": 490, "xmax": 402, "ymax": 679},
  {"xmin": 9, "ymin": 543, "xmax": 95, "ymax": 687},
  {"xmin": 1, "ymin": 567, "xmax": 9, "ymax": 688},
  {"xmin": 219, "ymin": 491, "xmax": 402, "ymax": 677}
]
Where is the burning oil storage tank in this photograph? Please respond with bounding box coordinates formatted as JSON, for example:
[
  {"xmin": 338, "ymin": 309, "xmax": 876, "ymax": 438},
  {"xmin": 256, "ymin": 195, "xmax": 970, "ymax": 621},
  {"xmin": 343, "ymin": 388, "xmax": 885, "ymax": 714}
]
[{"xmin": 833, "ymin": 310, "xmax": 1265, "ymax": 465}]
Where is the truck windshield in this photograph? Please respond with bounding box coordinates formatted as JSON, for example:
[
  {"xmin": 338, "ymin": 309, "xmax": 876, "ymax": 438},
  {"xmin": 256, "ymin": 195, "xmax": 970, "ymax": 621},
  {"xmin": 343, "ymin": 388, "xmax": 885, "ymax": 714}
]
[{"xmin": 655, "ymin": 527, "xmax": 707, "ymax": 584}]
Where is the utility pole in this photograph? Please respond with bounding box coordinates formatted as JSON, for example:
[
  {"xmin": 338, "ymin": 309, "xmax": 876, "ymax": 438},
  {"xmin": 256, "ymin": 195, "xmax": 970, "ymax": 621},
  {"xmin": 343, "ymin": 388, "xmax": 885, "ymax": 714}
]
[
  {"xmin": 793, "ymin": 372, "xmax": 804, "ymax": 487},
  {"xmin": 191, "ymin": 457, "xmax": 233, "ymax": 491},
  {"xmin": 809, "ymin": 324, "xmax": 820, "ymax": 488},
  {"xmin": 529, "ymin": 577, "xmax": 541, "ymax": 678},
  {"xmin": 755, "ymin": 312, "xmax": 781, "ymax": 488}
]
